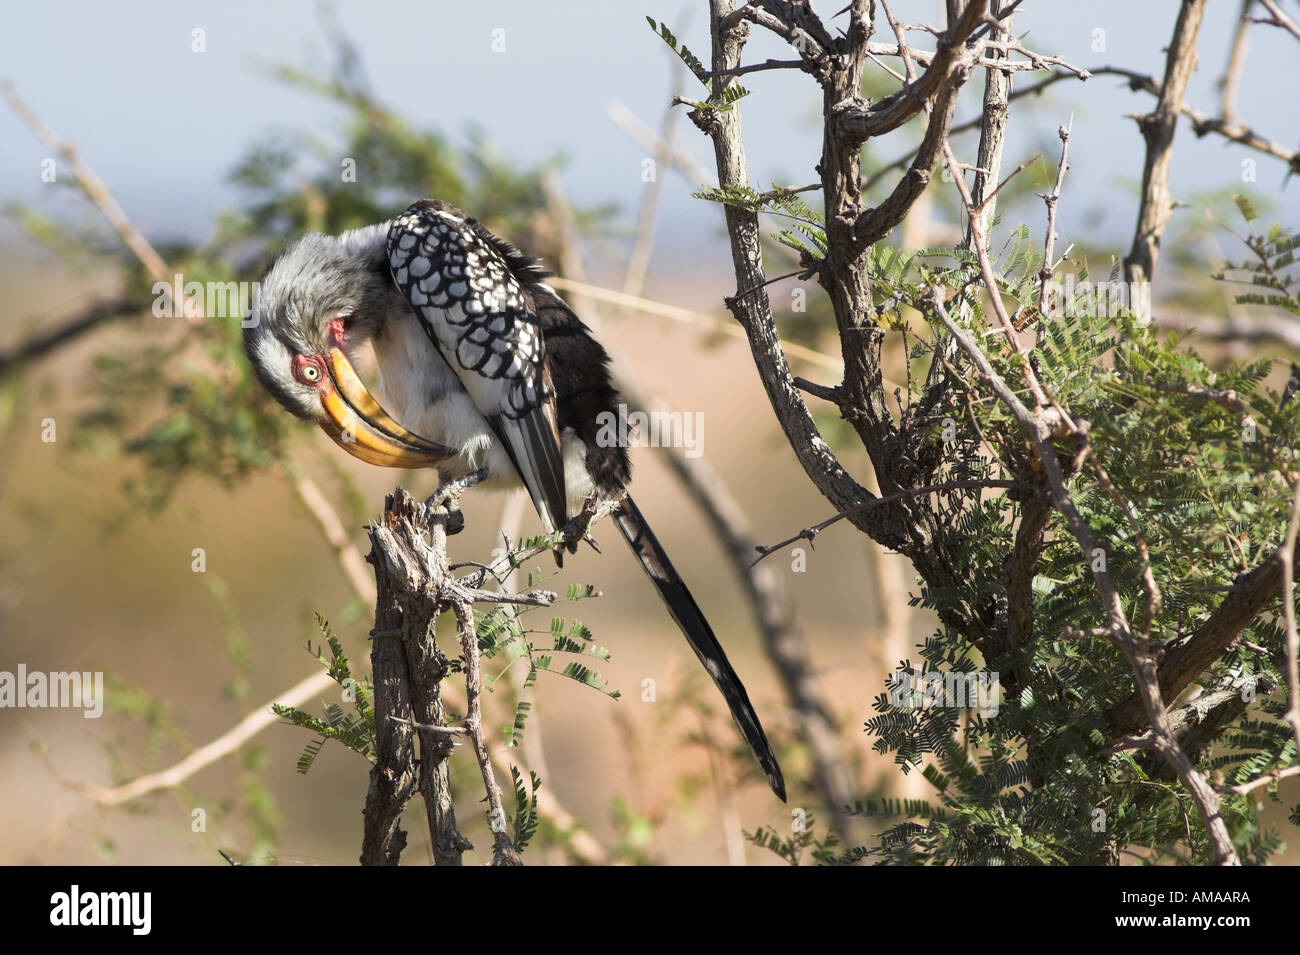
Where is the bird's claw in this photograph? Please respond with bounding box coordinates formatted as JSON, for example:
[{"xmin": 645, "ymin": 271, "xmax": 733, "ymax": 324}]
[
  {"xmin": 423, "ymin": 468, "xmax": 489, "ymax": 528},
  {"xmin": 559, "ymin": 493, "xmax": 604, "ymax": 551}
]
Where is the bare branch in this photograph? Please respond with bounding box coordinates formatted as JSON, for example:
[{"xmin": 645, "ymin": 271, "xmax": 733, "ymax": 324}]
[
  {"xmin": 940, "ymin": 138, "xmax": 1052, "ymax": 408},
  {"xmin": 701, "ymin": 57, "xmax": 808, "ymax": 78},
  {"xmin": 605, "ymin": 100, "xmax": 717, "ymax": 185},
  {"xmin": 835, "ymin": 0, "xmax": 987, "ymax": 145},
  {"xmin": 1228, "ymin": 764, "xmax": 1300, "ymax": 795},
  {"xmin": 1037, "ymin": 123, "xmax": 1072, "ymax": 315},
  {"xmin": 754, "ymin": 478, "xmax": 1017, "ymax": 563},
  {"xmin": 696, "ymin": 0, "xmax": 883, "ymax": 545},
  {"xmin": 966, "ymin": 2, "xmax": 1016, "ymax": 245},
  {"xmin": 741, "ymin": 1, "xmax": 837, "ymax": 65},
  {"xmin": 1123, "ymin": 1, "xmax": 1208, "ymax": 286},
  {"xmin": 54, "ymin": 669, "xmax": 341, "ymax": 808},
  {"xmin": 1255, "ymin": 0, "xmax": 1300, "ymax": 41},
  {"xmin": 1220, "ymin": 0, "xmax": 1255, "ymax": 122},
  {"xmin": 850, "ymin": 57, "xmax": 970, "ymax": 251},
  {"xmin": 546, "ymin": 276, "xmax": 845, "ymax": 373},
  {"xmin": 289, "ymin": 466, "xmax": 377, "ymax": 602},
  {"xmin": 4, "ymin": 82, "xmax": 176, "ymax": 295}
]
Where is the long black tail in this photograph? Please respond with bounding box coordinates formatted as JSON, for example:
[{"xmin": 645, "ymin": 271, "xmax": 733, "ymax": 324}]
[{"xmin": 613, "ymin": 492, "xmax": 786, "ymax": 801}]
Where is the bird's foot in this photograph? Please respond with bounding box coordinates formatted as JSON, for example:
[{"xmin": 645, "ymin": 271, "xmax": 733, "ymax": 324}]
[
  {"xmin": 426, "ymin": 468, "xmax": 489, "ymax": 509},
  {"xmin": 559, "ymin": 492, "xmax": 612, "ymax": 555},
  {"xmin": 424, "ymin": 468, "xmax": 488, "ymax": 534}
]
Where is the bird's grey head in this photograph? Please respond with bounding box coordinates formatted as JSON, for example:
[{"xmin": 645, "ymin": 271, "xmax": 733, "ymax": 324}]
[
  {"xmin": 244, "ymin": 223, "xmax": 393, "ymax": 420},
  {"xmin": 242, "ymin": 222, "xmax": 451, "ymax": 469}
]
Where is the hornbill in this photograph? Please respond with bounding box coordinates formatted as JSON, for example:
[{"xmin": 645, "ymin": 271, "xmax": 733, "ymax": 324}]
[{"xmin": 244, "ymin": 199, "xmax": 786, "ymax": 801}]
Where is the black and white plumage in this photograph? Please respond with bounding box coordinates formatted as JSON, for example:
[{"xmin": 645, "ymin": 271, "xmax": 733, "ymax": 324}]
[
  {"xmin": 387, "ymin": 202, "xmax": 569, "ymax": 533},
  {"xmin": 244, "ymin": 199, "xmax": 785, "ymax": 801}
]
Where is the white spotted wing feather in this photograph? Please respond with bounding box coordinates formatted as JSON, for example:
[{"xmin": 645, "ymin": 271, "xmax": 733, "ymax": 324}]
[{"xmin": 388, "ymin": 203, "xmax": 568, "ymax": 533}]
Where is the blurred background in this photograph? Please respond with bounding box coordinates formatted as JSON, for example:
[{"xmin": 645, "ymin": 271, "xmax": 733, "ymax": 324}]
[{"xmin": 1, "ymin": 0, "xmax": 1296, "ymax": 864}]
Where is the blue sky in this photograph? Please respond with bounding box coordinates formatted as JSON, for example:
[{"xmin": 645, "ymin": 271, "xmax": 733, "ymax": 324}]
[{"xmin": 0, "ymin": 0, "xmax": 1295, "ymax": 265}]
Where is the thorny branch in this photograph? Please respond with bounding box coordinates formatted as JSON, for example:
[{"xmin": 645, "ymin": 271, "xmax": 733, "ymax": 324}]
[{"xmin": 365, "ymin": 487, "xmax": 537, "ymax": 866}]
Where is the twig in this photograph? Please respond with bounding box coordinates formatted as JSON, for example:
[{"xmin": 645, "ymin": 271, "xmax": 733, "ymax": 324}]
[
  {"xmin": 450, "ymin": 596, "xmax": 521, "ymax": 866},
  {"xmin": 754, "ymin": 479, "xmax": 1016, "ymax": 563},
  {"xmin": 1255, "ymin": 0, "xmax": 1300, "ymax": 41},
  {"xmin": 694, "ymin": 713, "xmax": 746, "ymax": 865},
  {"xmin": 1037, "ymin": 122, "xmax": 1072, "ymax": 316},
  {"xmin": 982, "ymin": 36, "xmax": 1092, "ymax": 79},
  {"xmin": 835, "ymin": 1, "xmax": 988, "ymax": 145},
  {"xmin": 606, "ymin": 100, "xmax": 716, "ymax": 185},
  {"xmin": 4, "ymin": 82, "xmax": 181, "ymax": 305},
  {"xmin": 1228, "ymin": 764, "xmax": 1300, "ymax": 795},
  {"xmin": 54, "ymin": 669, "xmax": 340, "ymax": 807},
  {"xmin": 701, "ymin": 57, "xmax": 808, "ymax": 78},
  {"xmin": 940, "ymin": 137, "xmax": 1052, "ymax": 409},
  {"xmin": 974, "ymin": 152, "xmax": 1039, "ymax": 215},
  {"xmin": 792, "ymin": 375, "xmax": 843, "ymax": 403},
  {"xmin": 860, "ymin": 40, "xmax": 1089, "ymax": 77},
  {"xmin": 624, "ymin": 43, "xmax": 689, "ymax": 297},
  {"xmin": 868, "ymin": 59, "xmax": 1299, "ymax": 196},
  {"xmin": 390, "ymin": 717, "xmax": 470, "ymax": 735},
  {"xmin": 879, "ymin": 0, "xmax": 919, "ymax": 83},
  {"xmin": 1148, "ymin": 381, "xmax": 1246, "ymax": 412},
  {"xmin": 726, "ymin": 269, "xmax": 809, "ymax": 306},
  {"xmin": 546, "ymin": 276, "xmax": 844, "ymax": 373}
]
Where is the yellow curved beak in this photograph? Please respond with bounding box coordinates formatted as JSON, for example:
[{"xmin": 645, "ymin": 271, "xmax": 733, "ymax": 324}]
[{"xmin": 318, "ymin": 347, "xmax": 453, "ymax": 469}]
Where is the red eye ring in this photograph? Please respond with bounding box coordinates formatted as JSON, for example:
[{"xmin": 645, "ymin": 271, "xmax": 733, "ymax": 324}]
[{"xmin": 292, "ymin": 354, "xmax": 327, "ymax": 386}]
